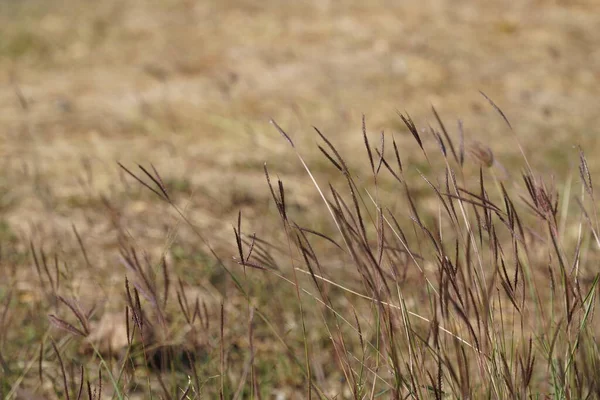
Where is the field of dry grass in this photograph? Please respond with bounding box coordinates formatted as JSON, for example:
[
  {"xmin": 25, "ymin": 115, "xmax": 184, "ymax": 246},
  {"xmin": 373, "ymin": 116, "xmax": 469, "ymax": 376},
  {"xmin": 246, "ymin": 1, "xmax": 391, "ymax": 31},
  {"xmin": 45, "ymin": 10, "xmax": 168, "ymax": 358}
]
[{"xmin": 1, "ymin": 0, "xmax": 600, "ymax": 398}]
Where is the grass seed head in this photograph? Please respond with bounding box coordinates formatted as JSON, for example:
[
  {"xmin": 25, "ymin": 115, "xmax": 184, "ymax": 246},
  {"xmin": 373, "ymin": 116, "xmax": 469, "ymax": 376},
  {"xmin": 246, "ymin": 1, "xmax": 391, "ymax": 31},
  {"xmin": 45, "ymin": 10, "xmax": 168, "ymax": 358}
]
[{"xmin": 467, "ymin": 141, "xmax": 495, "ymax": 168}]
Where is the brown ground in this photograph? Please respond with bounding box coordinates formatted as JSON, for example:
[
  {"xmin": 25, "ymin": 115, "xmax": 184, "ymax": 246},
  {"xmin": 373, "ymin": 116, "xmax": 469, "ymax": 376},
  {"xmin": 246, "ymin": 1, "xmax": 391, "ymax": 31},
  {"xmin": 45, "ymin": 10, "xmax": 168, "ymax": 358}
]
[{"xmin": 1, "ymin": 0, "xmax": 599, "ymax": 398}]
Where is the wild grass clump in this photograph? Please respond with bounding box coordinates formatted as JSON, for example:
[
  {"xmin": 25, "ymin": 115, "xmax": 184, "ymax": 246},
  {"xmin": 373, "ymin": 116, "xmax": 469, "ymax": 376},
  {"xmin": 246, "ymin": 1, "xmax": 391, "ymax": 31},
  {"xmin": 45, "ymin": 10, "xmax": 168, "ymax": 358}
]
[
  {"xmin": 2, "ymin": 99, "xmax": 600, "ymax": 399},
  {"xmin": 234, "ymin": 103, "xmax": 600, "ymax": 398}
]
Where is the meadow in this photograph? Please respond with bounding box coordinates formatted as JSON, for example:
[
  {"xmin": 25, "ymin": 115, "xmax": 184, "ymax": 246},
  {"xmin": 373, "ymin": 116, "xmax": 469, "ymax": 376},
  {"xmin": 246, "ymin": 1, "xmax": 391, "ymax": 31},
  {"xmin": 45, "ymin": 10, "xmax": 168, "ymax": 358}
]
[{"xmin": 1, "ymin": 0, "xmax": 600, "ymax": 398}]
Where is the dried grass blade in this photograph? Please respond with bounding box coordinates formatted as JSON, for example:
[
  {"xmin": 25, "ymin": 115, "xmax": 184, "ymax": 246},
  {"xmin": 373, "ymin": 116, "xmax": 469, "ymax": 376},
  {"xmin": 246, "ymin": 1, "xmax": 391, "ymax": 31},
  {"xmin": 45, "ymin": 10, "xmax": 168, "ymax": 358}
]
[
  {"xmin": 317, "ymin": 145, "xmax": 343, "ymax": 172},
  {"xmin": 138, "ymin": 164, "xmax": 171, "ymax": 202},
  {"xmin": 362, "ymin": 114, "xmax": 375, "ymax": 174},
  {"xmin": 578, "ymin": 146, "xmax": 593, "ymax": 196},
  {"xmin": 398, "ymin": 111, "xmax": 423, "ymax": 151},
  {"xmin": 51, "ymin": 340, "xmax": 71, "ymax": 400},
  {"xmin": 48, "ymin": 315, "xmax": 87, "ymax": 338},
  {"xmin": 432, "ymin": 105, "xmax": 458, "ymax": 163},
  {"xmin": 479, "ymin": 91, "xmax": 512, "ymax": 130},
  {"xmin": 392, "ymin": 135, "xmax": 403, "ymax": 173},
  {"xmin": 118, "ymin": 162, "xmax": 167, "ymax": 202},
  {"xmin": 270, "ymin": 119, "xmax": 294, "ymax": 147}
]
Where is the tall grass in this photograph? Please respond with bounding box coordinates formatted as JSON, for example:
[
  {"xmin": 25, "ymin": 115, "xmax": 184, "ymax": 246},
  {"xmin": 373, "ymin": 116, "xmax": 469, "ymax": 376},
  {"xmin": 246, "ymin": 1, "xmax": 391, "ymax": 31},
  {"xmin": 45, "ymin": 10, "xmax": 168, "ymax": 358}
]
[{"xmin": 3, "ymin": 101, "xmax": 600, "ymax": 399}]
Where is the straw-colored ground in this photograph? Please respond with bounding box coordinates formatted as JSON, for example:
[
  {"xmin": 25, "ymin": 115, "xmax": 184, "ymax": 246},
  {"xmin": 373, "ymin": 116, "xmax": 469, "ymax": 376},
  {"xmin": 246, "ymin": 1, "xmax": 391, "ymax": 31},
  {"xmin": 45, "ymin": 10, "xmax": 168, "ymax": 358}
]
[{"xmin": 1, "ymin": 0, "xmax": 599, "ymax": 398}]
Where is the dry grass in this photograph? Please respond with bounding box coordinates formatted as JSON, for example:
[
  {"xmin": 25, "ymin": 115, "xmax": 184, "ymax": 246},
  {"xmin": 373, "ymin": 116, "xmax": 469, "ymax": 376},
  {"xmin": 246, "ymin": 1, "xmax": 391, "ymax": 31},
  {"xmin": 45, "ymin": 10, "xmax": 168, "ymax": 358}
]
[{"xmin": 1, "ymin": 0, "xmax": 600, "ymax": 398}]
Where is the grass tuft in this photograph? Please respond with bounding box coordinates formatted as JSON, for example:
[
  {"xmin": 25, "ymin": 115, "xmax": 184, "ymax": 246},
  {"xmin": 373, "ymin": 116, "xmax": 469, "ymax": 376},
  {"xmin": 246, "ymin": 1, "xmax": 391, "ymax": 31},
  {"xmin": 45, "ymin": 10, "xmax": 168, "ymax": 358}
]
[{"xmin": 2, "ymin": 106, "xmax": 600, "ymax": 398}]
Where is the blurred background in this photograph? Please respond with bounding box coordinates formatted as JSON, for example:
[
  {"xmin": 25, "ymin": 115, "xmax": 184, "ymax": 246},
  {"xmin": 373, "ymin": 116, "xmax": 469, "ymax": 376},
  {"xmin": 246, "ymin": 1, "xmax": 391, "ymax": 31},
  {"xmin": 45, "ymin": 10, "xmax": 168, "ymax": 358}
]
[
  {"xmin": 2, "ymin": 0, "xmax": 599, "ymax": 319},
  {"xmin": 0, "ymin": 0, "xmax": 599, "ymax": 397},
  {"xmin": 1, "ymin": 1, "xmax": 598, "ymax": 209}
]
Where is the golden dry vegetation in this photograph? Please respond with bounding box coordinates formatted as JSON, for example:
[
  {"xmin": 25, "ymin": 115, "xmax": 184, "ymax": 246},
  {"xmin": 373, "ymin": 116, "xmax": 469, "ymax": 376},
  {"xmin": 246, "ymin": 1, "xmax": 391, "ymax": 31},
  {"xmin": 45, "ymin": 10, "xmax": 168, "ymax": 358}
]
[{"xmin": 1, "ymin": 0, "xmax": 600, "ymax": 398}]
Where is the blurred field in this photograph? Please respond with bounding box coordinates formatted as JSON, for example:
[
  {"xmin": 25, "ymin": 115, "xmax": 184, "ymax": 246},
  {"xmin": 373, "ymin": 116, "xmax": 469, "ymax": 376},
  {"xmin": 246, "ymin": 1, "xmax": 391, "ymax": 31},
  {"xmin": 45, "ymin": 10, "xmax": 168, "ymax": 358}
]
[{"xmin": 1, "ymin": 0, "xmax": 600, "ymax": 398}]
